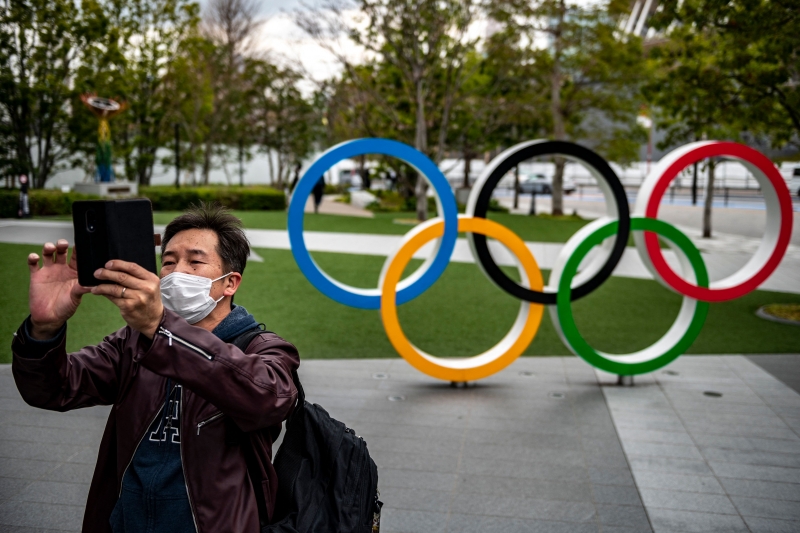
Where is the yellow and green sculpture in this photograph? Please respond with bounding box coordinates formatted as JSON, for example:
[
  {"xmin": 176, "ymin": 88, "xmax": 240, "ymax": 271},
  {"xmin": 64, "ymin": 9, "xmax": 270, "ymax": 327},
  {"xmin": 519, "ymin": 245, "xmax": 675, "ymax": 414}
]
[{"xmin": 80, "ymin": 94, "xmax": 126, "ymax": 182}]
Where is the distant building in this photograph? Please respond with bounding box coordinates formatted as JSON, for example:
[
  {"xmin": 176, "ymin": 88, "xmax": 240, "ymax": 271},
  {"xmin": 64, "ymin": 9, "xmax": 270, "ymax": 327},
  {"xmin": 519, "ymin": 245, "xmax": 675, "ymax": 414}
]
[{"xmin": 619, "ymin": 0, "xmax": 661, "ymax": 40}]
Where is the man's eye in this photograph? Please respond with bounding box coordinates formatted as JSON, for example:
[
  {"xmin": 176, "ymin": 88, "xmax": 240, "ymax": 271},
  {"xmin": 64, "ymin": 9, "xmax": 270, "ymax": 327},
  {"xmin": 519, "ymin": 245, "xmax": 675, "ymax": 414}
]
[{"xmin": 163, "ymin": 261, "xmax": 175, "ymax": 266}]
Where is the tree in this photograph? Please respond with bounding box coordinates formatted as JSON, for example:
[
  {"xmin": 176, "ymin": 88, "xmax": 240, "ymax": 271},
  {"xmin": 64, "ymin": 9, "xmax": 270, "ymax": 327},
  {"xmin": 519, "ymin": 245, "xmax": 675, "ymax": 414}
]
[
  {"xmin": 162, "ymin": 34, "xmax": 216, "ymax": 185},
  {"xmin": 642, "ymin": 0, "xmax": 798, "ymax": 238},
  {"xmin": 322, "ymin": 61, "xmax": 420, "ymax": 197},
  {"xmin": 650, "ymin": 0, "xmax": 799, "ymax": 149},
  {"xmin": 71, "ymin": 0, "xmax": 200, "ymax": 185},
  {"xmin": 298, "ymin": 0, "xmax": 481, "ymax": 220},
  {"xmin": 643, "ymin": 22, "xmax": 739, "ymax": 238},
  {"xmin": 245, "ymin": 61, "xmax": 320, "ymax": 188},
  {"xmin": 199, "ymin": 0, "xmax": 262, "ymax": 184},
  {"xmin": 492, "ymin": 0, "xmax": 648, "ymax": 215},
  {"xmin": 0, "ymin": 0, "xmax": 89, "ymax": 188},
  {"xmin": 646, "ymin": 0, "xmax": 800, "ymax": 238},
  {"xmin": 447, "ymin": 31, "xmax": 548, "ymax": 192},
  {"xmin": 0, "ymin": 109, "xmax": 22, "ymax": 186}
]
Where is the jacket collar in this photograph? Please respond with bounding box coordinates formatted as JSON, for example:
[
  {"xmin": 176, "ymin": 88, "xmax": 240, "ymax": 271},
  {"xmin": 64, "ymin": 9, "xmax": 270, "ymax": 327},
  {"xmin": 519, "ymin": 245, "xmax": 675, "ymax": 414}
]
[{"xmin": 211, "ymin": 304, "xmax": 258, "ymax": 342}]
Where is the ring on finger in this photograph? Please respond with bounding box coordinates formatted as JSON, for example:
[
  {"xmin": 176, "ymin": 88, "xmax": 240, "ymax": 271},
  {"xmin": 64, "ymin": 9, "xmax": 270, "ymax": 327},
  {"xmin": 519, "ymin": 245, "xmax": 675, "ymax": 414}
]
[{"xmin": 121, "ymin": 287, "xmax": 127, "ymax": 298}]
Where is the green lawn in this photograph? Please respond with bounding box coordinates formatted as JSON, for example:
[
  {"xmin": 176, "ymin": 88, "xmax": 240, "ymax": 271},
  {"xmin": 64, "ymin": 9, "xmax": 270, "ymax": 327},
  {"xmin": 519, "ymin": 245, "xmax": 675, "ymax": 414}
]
[{"xmin": 2, "ymin": 241, "xmax": 798, "ymax": 364}]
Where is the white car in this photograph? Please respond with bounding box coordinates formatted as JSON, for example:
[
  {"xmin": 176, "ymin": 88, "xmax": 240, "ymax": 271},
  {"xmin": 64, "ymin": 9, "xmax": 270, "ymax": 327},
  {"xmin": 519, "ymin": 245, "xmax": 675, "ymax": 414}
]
[{"xmin": 518, "ymin": 173, "xmax": 576, "ymax": 195}]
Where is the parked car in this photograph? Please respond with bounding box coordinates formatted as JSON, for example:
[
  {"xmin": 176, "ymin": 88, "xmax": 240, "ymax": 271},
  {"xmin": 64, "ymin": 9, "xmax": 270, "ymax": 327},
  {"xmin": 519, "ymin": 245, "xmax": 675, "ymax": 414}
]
[{"xmin": 518, "ymin": 173, "xmax": 576, "ymax": 195}]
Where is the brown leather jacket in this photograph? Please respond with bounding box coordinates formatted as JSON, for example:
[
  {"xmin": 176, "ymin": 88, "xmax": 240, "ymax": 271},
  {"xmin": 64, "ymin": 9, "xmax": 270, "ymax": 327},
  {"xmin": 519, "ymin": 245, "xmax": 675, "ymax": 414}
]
[{"xmin": 12, "ymin": 309, "xmax": 299, "ymax": 533}]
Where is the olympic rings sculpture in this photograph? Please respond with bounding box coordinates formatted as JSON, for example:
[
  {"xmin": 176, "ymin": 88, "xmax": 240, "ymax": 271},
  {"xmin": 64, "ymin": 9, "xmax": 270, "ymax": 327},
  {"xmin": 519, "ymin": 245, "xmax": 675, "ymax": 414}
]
[{"xmin": 289, "ymin": 139, "xmax": 793, "ymax": 382}]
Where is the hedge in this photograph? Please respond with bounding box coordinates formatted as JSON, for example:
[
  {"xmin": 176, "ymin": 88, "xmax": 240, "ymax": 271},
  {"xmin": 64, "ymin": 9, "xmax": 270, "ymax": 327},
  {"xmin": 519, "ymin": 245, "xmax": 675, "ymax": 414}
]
[
  {"xmin": 139, "ymin": 186, "xmax": 286, "ymax": 212},
  {"xmin": 0, "ymin": 186, "xmax": 286, "ymax": 218},
  {"xmin": 0, "ymin": 189, "xmax": 101, "ymax": 218},
  {"xmin": 365, "ymin": 189, "xmax": 509, "ymax": 214}
]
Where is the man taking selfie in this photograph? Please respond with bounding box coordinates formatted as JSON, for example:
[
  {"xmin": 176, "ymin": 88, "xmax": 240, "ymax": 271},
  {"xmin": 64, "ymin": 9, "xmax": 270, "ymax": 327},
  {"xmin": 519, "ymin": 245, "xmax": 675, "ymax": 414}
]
[{"xmin": 12, "ymin": 203, "xmax": 299, "ymax": 533}]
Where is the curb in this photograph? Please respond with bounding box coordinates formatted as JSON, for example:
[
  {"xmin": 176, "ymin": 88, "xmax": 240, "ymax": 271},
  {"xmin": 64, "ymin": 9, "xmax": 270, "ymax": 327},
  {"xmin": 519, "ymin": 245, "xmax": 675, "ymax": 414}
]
[{"xmin": 756, "ymin": 306, "xmax": 800, "ymax": 327}]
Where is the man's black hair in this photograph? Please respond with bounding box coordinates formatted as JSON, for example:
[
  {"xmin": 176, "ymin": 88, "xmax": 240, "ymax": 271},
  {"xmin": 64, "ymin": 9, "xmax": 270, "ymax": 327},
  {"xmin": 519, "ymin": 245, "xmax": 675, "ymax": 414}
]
[{"xmin": 161, "ymin": 202, "xmax": 250, "ymax": 276}]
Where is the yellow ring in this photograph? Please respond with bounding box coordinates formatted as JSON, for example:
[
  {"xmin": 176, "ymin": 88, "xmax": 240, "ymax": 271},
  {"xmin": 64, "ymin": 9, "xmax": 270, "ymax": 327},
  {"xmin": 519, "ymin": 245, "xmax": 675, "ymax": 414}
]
[{"xmin": 380, "ymin": 215, "xmax": 545, "ymax": 381}]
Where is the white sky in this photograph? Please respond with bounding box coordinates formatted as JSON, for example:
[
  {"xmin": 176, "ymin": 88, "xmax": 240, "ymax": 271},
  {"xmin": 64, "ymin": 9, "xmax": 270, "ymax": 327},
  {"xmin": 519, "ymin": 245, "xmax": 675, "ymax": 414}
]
[
  {"xmin": 202, "ymin": 0, "xmax": 607, "ymax": 93},
  {"xmin": 237, "ymin": 1, "xmax": 499, "ymax": 90}
]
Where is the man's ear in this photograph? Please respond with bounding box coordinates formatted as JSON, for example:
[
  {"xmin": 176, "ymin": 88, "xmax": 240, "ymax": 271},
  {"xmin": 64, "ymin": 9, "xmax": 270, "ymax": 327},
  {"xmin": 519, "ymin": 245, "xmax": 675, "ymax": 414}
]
[{"xmin": 224, "ymin": 272, "xmax": 242, "ymax": 297}]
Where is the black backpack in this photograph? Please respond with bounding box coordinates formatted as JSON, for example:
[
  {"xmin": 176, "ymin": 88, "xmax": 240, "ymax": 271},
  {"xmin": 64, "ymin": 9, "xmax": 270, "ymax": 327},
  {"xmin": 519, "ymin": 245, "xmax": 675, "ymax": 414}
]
[{"xmin": 233, "ymin": 328, "xmax": 382, "ymax": 533}]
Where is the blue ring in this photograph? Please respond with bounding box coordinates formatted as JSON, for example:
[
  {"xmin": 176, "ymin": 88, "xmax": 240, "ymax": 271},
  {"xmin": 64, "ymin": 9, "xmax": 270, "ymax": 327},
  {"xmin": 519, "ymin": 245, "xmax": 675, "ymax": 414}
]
[{"xmin": 288, "ymin": 138, "xmax": 459, "ymax": 309}]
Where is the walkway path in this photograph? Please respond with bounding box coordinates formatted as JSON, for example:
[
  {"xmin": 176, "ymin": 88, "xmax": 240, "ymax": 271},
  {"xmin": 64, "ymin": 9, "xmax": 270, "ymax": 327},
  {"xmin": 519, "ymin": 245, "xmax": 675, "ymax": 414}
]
[
  {"xmin": 2, "ymin": 219, "xmax": 798, "ymax": 294},
  {"xmin": 304, "ymin": 194, "xmax": 374, "ymax": 218},
  {"xmin": 1, "ymin": 355, "xmax": 798, "ymax": 532}
]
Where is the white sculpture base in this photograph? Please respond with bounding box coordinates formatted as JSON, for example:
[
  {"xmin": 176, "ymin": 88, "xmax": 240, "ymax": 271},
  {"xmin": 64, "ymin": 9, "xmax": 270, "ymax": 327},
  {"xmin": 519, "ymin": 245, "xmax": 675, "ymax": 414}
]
[{"xmin": 74, "ymin": 182, "xmax": 138, "ymax": 197}]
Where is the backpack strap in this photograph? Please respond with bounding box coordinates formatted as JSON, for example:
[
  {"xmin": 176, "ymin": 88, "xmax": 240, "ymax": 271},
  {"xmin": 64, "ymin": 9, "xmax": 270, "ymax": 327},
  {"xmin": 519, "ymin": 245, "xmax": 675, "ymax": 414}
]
[
  {"xmin": 288, "ymin": 369, "xmax": 305, "ymax": 419},
  {"xmin": 231, "ymin": 325, "xmax": 305, "ymax": 528},
  {"xmin": 231, "ymin": 324, "xmax": 269, "ymax": 353}
]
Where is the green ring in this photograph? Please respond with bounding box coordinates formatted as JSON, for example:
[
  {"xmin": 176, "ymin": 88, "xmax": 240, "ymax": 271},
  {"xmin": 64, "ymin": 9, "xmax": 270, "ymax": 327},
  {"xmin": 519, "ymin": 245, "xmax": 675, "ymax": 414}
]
[{"xmin": 556, "ymin": 217, "xmax": 709, "ymax": 375}]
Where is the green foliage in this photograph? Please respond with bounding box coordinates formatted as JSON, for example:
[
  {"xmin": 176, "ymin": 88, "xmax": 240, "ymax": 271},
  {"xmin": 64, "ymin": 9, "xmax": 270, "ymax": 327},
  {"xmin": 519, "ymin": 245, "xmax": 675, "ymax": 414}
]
[
  {"xmin": 0, "ymin": 189, "xmax": 100, "ymax": 218},
  {"xmin": 487, "ymin": 198, "xmax": 510, "ymax": 213},
  {"xmin": 0, "ymin": 186, "xmax": 285, "ymax": 217},
  {"xmin": 324, "ymin": 183, "xmax": 349, "ymax": 195},
  {"xmin": 495, "ymin": 0, "xmax": 649, "ymax": 163},
  {"xmin": 362, "ymin": 190, "xmax": 496, "ymax": 214},
  {"xmin": 365, "ymin": 190, "xmax": 417, "ymax": 212},
  {"xmin": 303, "ymin": 0, "xmax": 483, "ymax": 219},
  {"xmin": 139, "ymin": 186, "xmax": 285, "ymax": 212},
  {"xmin": 647, "ymin": 0, "xmax": 800, "ymax": 149},
  {"xmin": 244, "ymin": 61, "xmax": 322, "ymax": 187},
  {"xmin": 70, "ymin": 0, "xmax": 200, "ymax": 185},
  {"xmin": 643, "ymin": 13, "xmax": 740, "ymax": 147},
  {"xmin": 159, "ymin": 34, "xmax": 216, "ymax": 183},
  {"xmin": 0, "ymin": 0, "xmax": 87, "ymax": 188}
]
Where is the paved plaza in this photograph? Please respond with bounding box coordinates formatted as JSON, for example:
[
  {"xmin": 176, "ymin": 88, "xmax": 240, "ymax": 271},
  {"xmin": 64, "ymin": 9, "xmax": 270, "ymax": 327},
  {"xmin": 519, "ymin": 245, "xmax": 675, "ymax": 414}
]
[{"xmin": 1, "ymin": 355, "xmax": 799, "ymax": 532}]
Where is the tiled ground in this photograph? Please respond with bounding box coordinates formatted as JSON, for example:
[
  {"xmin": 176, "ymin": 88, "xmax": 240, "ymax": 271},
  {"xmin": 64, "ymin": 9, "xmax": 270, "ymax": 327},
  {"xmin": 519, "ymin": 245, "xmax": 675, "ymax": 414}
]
[
  {"xmin": 598, "ymin": 356, "xmax": 800, "ymax": 533},
  {"xmin": 0, "ymin": 355, "xmax": 798, "ymax": 532},
  {"xmin": 304, "ymin": 357, "xmax": 650, "ymax": 533}
]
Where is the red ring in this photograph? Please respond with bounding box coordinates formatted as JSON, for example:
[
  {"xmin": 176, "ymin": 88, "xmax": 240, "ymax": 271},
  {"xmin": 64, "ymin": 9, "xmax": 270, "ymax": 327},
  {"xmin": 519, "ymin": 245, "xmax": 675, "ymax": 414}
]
[{"xmin": 644, "ymin": 141, "xmax": 793, "ymax": 302}]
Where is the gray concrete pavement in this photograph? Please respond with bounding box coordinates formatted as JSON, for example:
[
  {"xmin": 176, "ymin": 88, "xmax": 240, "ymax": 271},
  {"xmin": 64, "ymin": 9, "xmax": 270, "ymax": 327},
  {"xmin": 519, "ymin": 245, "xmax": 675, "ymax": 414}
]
[
  {"xmin": 1, "ymin": 355, "xmax": 799, "ymax": 532},
  {"xmin": 749, "ymin": 355, "xmax": 800, "ymax": 397},
  {"xmin": 597, "ymin": 356, "xmax": 800, "ymax": 533}
]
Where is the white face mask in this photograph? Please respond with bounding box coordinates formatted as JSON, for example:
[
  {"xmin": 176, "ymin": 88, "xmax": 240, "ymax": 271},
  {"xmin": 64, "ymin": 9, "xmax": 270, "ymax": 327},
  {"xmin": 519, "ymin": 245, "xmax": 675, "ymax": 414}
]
[{"xmin": 160, "ymin": 271, "xmax": 233, "ymax": 324}]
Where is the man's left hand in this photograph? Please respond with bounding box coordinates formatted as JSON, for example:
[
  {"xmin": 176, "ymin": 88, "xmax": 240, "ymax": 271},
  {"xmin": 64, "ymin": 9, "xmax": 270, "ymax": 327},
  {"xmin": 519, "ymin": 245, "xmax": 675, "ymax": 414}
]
[{"xmin": 92, "ymin": 261, "xmax": 163, "ymax": 339}]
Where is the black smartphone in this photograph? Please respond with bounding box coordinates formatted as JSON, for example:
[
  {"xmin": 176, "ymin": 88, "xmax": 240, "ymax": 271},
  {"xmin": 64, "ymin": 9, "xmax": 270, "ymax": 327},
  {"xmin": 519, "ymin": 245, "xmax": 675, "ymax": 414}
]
[{"xmin": 72, "ymin": 199, "xmax": 158, "ymax": 286}]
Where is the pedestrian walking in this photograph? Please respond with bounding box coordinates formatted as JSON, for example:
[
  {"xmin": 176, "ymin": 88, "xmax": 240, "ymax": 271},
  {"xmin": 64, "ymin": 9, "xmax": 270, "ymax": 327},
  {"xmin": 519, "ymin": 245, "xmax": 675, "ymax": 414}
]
[
  {"xmin": 312, "ymin": 177, "xmax": 325, "ymax": 214},
  {"xmin": 18, "ymin": 174, "xmax": 30, "ymax": 218}
]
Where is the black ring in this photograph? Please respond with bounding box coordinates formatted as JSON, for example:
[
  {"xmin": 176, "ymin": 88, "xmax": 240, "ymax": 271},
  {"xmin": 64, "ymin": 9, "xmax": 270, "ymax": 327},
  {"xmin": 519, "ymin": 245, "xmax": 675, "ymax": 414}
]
[{"xmin": 469, "ymin": 140, "xmax": 630, "ymax": 304}]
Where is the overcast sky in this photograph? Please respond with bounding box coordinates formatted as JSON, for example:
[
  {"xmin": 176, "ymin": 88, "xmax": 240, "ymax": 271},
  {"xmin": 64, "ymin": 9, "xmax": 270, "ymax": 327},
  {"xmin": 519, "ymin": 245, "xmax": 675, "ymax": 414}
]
[
  {"xmin": 245, "ymin": 0, "xmax": 360, "ymax": 88},
  {"xmin": 199, "ymin": 0, "xmax": 598, "ymax": 91}
]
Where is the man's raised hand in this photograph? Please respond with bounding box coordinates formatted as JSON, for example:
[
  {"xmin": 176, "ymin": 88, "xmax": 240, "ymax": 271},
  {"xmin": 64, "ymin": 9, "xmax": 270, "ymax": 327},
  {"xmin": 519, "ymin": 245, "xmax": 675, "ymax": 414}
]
[
  {"xmin": 92, "ymin": 260, "xmax": 163, "ymax": 340},
  {"xmin": 28, "ymin": 240, "xmax": 91, "ymax": 340}
]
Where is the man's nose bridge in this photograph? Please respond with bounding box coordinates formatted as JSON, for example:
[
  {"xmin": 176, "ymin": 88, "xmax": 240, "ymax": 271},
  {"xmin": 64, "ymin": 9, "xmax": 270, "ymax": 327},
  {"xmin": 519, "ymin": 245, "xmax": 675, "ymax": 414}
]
[{"xmin": 175, "ymin": 258, "xmax": 194, "ymax": 274}]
